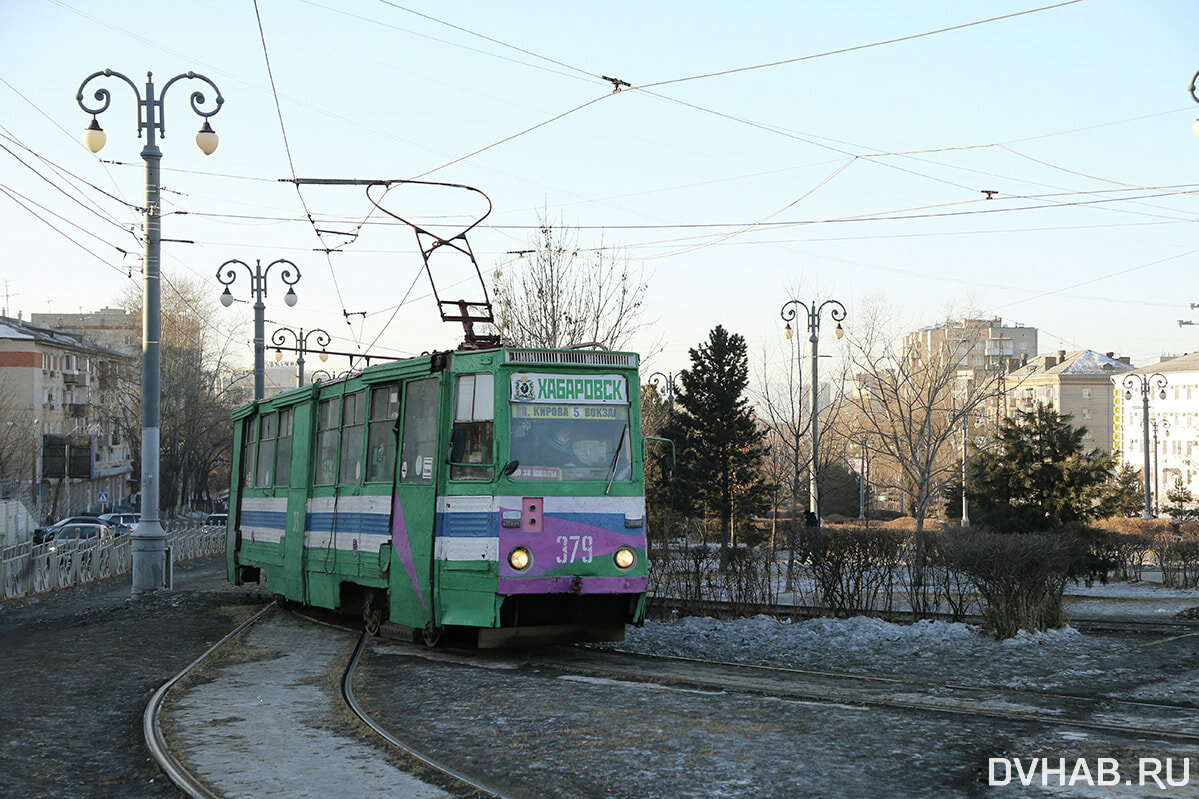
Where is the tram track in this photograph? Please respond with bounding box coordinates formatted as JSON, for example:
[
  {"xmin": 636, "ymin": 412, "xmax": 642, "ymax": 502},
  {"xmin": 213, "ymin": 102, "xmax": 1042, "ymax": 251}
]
[
  {"xmin": 143, "ymin": 602, "xmax": 276, "ymax": 799},
  {"xmin": 543, "ymin": 646, "xmax": 1199, "ymax": 745},
  {"xmin": 341, "ymin": 631, "xmax": 518, "ymax": 799},
  {"xmin": 147, "ymin": 602, "xmax": 515, "ymax": 799}
]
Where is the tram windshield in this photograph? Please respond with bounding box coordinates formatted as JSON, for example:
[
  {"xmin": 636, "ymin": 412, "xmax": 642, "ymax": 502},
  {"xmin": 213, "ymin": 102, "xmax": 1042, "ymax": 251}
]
[{"xmin": 507, "ymin": 372, "xmax": 632, "ymax": 483}]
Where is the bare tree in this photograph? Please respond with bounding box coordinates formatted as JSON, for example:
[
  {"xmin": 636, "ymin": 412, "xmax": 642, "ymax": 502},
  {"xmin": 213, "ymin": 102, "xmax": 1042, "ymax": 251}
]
[
  {"xmin": 842, "ymin": 303, "xmax": 1003, "ymax": 614},
  {"xmin": 118, "ymin": 277, "xmax": 242, "ymax": 514},
  {"xmin": 491, "ymin": 215, "xmax": 652, "ymax": 350}
]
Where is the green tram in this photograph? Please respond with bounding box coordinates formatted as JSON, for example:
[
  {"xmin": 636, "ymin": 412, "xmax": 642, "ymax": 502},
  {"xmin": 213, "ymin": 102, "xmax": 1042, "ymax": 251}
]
[{"xmin": 227, "ymin": 346, "xmax": 648, "ymax": 645}]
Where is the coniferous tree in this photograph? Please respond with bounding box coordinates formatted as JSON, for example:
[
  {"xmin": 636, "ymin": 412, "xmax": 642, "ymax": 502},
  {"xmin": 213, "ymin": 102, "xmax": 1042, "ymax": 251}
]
[
  {"xmin": 969, "ymin": 402, "xmax": 1117, "ymax": 531},
  {"xmin": 666, "ymin": 326, "xmax": 771, "ymax": 551}
]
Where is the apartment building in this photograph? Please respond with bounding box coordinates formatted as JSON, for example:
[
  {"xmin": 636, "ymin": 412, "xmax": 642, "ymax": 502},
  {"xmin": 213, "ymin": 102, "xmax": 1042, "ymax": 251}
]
[
  {"xmin": 1004, "ymin": 350, "xmax": 1134, "ymax": 454},
  {"xmin": 904, "ymin": 318, "xmax": 1038, "ymax": 379},
  {"xmin": 32, "ymin": 306, "xmax": 139, "ymax": 358},
  {"xmin": 1115, "ymin": 353, "xmax": 1199, "ymax": 505},
  {"xmin": 0, "ymin": 315, "xmax": 134, "ymax": 520}
]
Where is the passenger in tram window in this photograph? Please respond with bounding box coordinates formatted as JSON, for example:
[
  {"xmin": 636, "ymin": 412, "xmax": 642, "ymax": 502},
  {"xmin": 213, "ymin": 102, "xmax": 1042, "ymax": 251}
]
[{"xmin": 541, "ymin": 424, "xmax": 575, "ymax": 466}]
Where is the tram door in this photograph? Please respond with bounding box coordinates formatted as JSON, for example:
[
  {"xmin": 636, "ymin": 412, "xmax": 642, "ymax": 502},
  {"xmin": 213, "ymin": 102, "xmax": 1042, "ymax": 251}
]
[{"xmin": 388, "ymin": 376, "xmax": 440, "ymax": 629}]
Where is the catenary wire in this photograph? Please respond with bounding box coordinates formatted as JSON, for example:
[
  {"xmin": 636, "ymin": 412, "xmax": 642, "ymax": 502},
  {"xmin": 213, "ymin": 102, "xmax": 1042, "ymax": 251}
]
[{"xmin": 252, "ymin": 0, "xmax": 363, "ymax": 353}]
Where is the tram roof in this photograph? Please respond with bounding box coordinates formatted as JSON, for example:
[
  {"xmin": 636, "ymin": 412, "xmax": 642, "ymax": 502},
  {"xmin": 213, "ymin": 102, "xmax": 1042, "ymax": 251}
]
[{"xmin": 232, "ymin": 346, "xmax": 640, "ymax": 418}]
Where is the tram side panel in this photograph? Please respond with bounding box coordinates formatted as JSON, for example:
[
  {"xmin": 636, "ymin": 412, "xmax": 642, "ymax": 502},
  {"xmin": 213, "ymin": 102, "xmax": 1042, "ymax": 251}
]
[{"xmin": 385, "ymin": 375, "xmax": 441, "ymax": 631}]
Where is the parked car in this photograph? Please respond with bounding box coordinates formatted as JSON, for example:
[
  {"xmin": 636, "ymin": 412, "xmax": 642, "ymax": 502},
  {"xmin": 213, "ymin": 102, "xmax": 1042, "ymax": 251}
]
[
  {"xmin": 37, "ymin": 516, "xmax": 114, "ymax": 544},
  {"xmin": 99, "ymin": 512, "xmax": 140, "ymax": 532},
  {"xmin": 47, "ymin": 522, "xmax": 114, "ymax": 552},
  {"xmin": 203, "ymin": 513, "xmax": 228, "ymax": 529}
]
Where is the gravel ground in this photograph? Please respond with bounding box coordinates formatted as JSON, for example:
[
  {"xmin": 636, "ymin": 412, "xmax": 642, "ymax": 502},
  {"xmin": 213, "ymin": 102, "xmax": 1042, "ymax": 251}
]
[{"xmin": 0, "ymin": 557, "xmax": 269, "ymax": 799}]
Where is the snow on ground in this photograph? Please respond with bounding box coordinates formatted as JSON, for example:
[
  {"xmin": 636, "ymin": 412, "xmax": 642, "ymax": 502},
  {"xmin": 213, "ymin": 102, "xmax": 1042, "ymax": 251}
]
[
  {"xmin": 606, "ymin": 612, "xmax": 1187, "ymax": 697},
  {"xmin": 1064, "ymin": 577, "xmax": 1199, "ymax": 599}
]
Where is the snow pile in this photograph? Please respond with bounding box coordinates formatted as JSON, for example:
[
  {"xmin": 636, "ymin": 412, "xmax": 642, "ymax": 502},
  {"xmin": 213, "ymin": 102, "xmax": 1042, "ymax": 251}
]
[{"xmin": 608, "ymin": 614, "xmax": 1115, "ymax": 688}]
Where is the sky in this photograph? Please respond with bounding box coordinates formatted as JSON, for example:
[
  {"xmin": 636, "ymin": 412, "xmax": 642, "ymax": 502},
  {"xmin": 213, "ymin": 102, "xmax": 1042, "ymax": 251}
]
[{"xmin": 2, "ymin": 0, "xmax": 1199, "ymax": 383}]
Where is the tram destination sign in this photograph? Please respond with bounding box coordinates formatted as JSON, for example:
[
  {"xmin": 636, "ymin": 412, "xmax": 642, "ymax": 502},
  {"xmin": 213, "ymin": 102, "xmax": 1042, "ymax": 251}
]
[{"xmin": 511, "ymin": 373, "xmax": 627, "ymax": 405}]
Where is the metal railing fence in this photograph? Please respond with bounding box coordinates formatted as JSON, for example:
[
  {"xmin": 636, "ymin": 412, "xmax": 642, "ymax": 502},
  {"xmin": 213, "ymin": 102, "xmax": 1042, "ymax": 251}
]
[{"xmin": 2, "ymin": 523, "xmax": 226, "ymax": 601}]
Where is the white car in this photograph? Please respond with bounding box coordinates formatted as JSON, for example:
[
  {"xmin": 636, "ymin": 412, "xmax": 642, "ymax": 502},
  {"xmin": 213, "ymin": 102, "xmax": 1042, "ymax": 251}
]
[
  {"xmin": 99, "ymin": 512, "xmax": 140, "ymax": 532},
  {"xmin": 48, "ymin": 523, "xmax": 114, "ymax": 552}
]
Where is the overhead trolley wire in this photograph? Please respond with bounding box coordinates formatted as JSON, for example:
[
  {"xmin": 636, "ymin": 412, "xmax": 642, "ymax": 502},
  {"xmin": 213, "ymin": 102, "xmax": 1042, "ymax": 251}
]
[
  {"xmin": 252, "ymin": 0, "xmax": 364, "ymax": 353},
  {"xmin": 638, "ymin": 0, "xmax": 1087, "ymax": 90},
  {"xmin": 0, "ymin": 139, "xmax": 139, "ymax": 238},
  {"xmin": 0, "ymin": 185, "xmax": 133, "ymax": 278}
]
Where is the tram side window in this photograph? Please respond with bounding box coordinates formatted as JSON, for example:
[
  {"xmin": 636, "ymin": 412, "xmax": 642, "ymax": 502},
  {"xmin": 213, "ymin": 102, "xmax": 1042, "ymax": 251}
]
[
  {"xmin": 257, "ymin": 412, "xmax": 277, "ymax": 487},
  {"xmin": 400, "ymin": 378, "xmax": 438, "ymax": 483},
  {"xmin": 274, "ymin": 408, "xmax": 293, "ymax": 487},
  {"xmin": 450, "ymin": 373, "xmax": 494, "ymax": 481},
  {"xmin": 242, "ymin": 416, "xmax": 258, "ymax": 489},
  {"xmin": 366, "ymin": 384, "xmax": 400, "ymax": 483},
  {"xmin": 315, "ymin": 397, "xmax": 341, "ymax": 485},
  {"xmin": 340, "ymin": 392, "xmax": 366, "ymax": 484}
]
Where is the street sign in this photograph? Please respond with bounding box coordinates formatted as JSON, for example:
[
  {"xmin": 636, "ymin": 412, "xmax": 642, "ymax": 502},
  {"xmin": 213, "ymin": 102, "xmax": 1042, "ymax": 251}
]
[{"xmin": 97, "ymin": 491, "xmax": 110, "ymax": 503}]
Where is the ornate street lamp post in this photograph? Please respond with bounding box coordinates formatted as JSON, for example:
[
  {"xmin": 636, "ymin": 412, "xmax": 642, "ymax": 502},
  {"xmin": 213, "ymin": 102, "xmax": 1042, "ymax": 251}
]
[
  {"xmin": 1150, "ymin": 417, "xmax": 1170, "ymax": 515},
  {"xmin": 1124, "ymin": 373, "xmax": 1168, "ymax": 521},
  {"xmin": 77, "ymin": 69, "xmax": 223, "ymax": 595},
  {"xmin": 961, "ymin": 420, "xmax": 971, "ymax": 527},
  {"xmin": 271, "ymin": 326, "xmax": 331, "ymax": 388},
  {"xmin": 217, "ymin": 259, "xmax": 300, "ymax": 400},
  {"xmin": 780, "ymin": 298, "xmax": 846, "ymax": 524},
  {"xmin": 648, "ymin": 371, "xmax": 681, "ymax": 404},
  {"xmin": 858, "ymin": 438, "xmax": 869, "ymax": 521},
  {"xmin": 1188, "ymin": 68, "xmax": 1199, "ymax": 137}
]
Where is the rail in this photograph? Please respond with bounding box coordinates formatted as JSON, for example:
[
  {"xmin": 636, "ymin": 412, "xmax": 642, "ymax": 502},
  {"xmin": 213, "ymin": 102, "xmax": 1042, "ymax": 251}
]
[{"xmin": 1, "ymin": 522, "xmax": 226, "ymax": 600}]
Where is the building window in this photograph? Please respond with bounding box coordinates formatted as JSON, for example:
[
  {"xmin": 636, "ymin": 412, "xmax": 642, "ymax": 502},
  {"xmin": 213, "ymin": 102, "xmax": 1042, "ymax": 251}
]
[
  {"xmin": 1082, "ymin": 408, "xmax": 1092, "ymax": 419},
  {"xmin": 1082, "ymin": 388, "xmax": 1092, "ymax": 399}
]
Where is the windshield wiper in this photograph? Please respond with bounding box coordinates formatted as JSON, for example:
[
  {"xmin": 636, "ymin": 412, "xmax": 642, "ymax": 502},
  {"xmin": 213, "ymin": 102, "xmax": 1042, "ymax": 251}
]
[{"xmin": 605, "ymin": 421, "xmax": 630, "ymax": 496}]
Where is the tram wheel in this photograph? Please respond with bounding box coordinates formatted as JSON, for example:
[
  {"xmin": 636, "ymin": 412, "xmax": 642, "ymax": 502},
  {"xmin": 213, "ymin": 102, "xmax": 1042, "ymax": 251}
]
[
  {"xmin": 421, "ymin": 623, "xmax": 441, "ymax": 648},
  {"xmin": 362, "ymin": 590, "xmax": 383, "ymax": 637}
]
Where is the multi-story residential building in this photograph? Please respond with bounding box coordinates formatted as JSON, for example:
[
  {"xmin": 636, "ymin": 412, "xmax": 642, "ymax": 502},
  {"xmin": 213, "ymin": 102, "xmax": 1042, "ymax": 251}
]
[
  {"xmin": 904, "ymin": 318, "xmax": 1038, "ymax": 380},
  {"xmin": 1003, "ymin": 350, "xmax": 1134, "ymax": 454},
  {"xmin": 32, "ymin": 307, "xmax": 139, "ymax": 358},
  {"xmin": 0, "ymin": 314, "xmax": 134, "ymax": 521},
  {"xmin": 1114, "ymin": 354, "xmax": 1199, "ymax": 509},
  {"xmin": 903, "ymin": 318, "xmax": 1038, "ymax": 437}
]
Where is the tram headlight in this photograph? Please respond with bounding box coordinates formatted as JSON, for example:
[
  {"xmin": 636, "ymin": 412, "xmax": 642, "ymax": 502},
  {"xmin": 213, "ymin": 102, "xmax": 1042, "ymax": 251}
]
[
  {"xmin": 508, "ymin": 546, "xmax": 531, "ymax": 571},
  {"xmin": 614, "ymin": 547, "xmax": 636, "ymax": 570}
]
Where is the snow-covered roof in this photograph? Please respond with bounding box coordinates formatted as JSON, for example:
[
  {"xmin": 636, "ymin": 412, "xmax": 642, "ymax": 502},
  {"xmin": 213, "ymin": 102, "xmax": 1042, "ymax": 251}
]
[
  {"xmin": 0, "ymin": 322, "xmax": 35, "ymax": 340},
  {"xmin": 0, "ymin": 315, "xmax": 127, "ymax": 358},
  {"xmin": 1007, "ymin": 349, "xmax": 1134, "ymax": 379}
]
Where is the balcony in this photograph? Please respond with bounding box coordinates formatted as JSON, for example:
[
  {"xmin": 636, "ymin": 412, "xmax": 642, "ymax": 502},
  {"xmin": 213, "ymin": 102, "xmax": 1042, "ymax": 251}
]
[
  {"xmin": 64, "ymin": 402, "xmax": 90, "ymax": 418},
  {"xmin": 62, "ymin": 371, "xmax": 89, "ymax": 386}
]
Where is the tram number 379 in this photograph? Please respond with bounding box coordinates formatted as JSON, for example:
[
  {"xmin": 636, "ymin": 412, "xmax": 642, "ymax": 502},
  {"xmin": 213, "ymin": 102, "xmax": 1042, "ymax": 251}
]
[{"xmin": 556, "ymin": 535, "xmax": 594, "ymax": 564}]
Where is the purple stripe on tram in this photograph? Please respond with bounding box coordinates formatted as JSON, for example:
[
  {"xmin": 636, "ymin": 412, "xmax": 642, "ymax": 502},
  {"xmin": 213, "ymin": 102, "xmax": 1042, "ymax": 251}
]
[
  {"xmin": 498, "ymin": 575, "xmax": 647, "ymax": 595},
  {"xmin": 391, "ymin": 494, "xmax": 428, "ymax": 613}
]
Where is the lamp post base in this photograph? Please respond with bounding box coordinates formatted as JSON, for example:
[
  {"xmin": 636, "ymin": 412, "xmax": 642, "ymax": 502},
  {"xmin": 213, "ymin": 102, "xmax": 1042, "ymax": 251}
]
[{"xmin": 131, "ymin": 522, "xmax": 169, "ymax": 595}]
